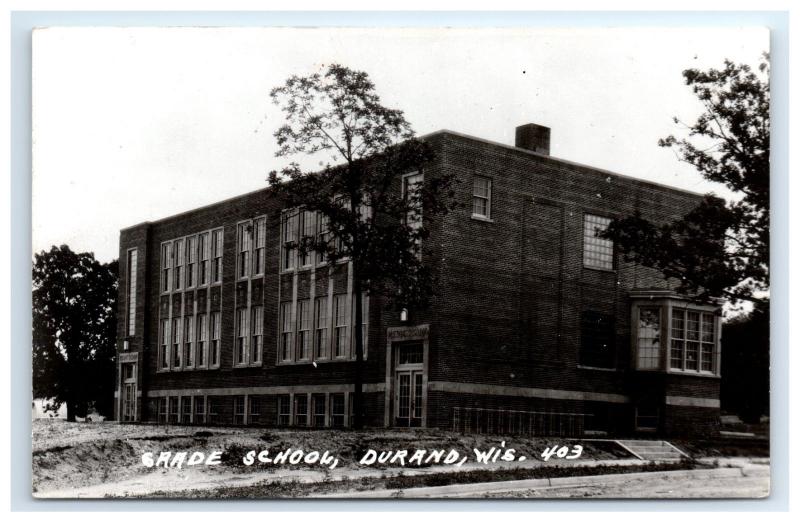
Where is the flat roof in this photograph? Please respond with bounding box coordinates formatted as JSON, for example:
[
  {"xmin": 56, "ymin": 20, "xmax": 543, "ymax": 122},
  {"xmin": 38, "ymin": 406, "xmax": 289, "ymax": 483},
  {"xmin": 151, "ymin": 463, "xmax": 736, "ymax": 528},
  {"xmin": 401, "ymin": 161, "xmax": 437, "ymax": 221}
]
[{"xmin": 123, "ymin": 127, "xmax": 705, "ymax": 231}]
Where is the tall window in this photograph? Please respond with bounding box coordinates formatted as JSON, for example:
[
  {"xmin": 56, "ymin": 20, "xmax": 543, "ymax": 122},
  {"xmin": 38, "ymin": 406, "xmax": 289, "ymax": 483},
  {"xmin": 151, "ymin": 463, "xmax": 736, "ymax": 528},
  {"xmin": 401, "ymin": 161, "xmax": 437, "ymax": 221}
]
[
  {"xmin": 211, "ymin": 229, "xmax": 223, "ymax": 283},
  {"xmin": 173, "ymin": 238, "xmax": 185, "ymax": 290},
  {"xmin": 172, "ymin": 317, "xmax": 182, "ymax": 369},
  {"xmin": 126, "ymin": 248, "xmax": 138, "ymax": 336},
  {"xmin": 253, "ymin": 217, "xmax": 266, "ymax": 276},
  {"xmin": 198, "ymin": 232, "xmax": 210, "ymax": 285},
  {"xmin": 251, "ymin": 305, "xmax": 263, "ymax": 364},
  {"xmin": 280, "ymin": 302, "xmax": 294, "ymax": 362},
  {"xmin": 186, "ymin": 236, "xmax": 197, "ymax": 288},
  {"xmin": 184, "ymin": 315, "xmax": 194, "ymax": 368},
  {"xmin": 580, "ymin": 311, "xmax": 614, "ymax": 368},
  {"xmin": 297, "ymin": 300, "xmax": 311, "ymax": 360},
  {"xmin": 237, "ymin": 222, "xmax": 251, "ymax": 279},
  {"xmin": 583, "ymin": 214, "xmax": 614, "ymax": 270},
  {"xmin": 472, "ymin": 176, "xmax": 492, "ymax": 219},
  {"xmin": 637, "ymin": 307, "xmax": 661, "ymax": 370},
  {"xmin": 316, "ymin": 212, "xmax": 329, "ymax": 265},
  {"xmin": 403, "ymin": 173, "xmax": 423, "ymax": 234},
  {"xmin": 196, "ymin": 312, "xmax": 208, "ymax": 368},
  {"xmin": 670, "ymin": 308, "xmax": 716, "ymax": 373},
  {"xmin": 236, "ymin": 307, "xmax": 248, "ymax": 365},
  {"xmin": 360, "ymin": 293, "xmax": 369, "ymax": 355},
  {"xmin": 300, "ymin": 210, "xmax": 316, "ymax": 267},
  {"xmin": 333, "ymin": 294, "xmax": 349, "ymax": 358},
  {"xmin": 282, "ymin": 211, "xmax": 297, "ymax": 271},
  {"xmin": 210, "ymin": 311, "xmax": 221, "ymax": 366},
  {"xmin": 159, "ymin": 319, "xmax": 169, "ymax": 369},
  {"xmin": 315, "ymin": 297, "xmax": 328, "ymax": 359},
  {"xmin": 161, "ymin": 242, "xmax": 172, "ymax": 293},
  {"xmin": 312, "ymin": 394, "xmax": 326, "ymax": 427}
]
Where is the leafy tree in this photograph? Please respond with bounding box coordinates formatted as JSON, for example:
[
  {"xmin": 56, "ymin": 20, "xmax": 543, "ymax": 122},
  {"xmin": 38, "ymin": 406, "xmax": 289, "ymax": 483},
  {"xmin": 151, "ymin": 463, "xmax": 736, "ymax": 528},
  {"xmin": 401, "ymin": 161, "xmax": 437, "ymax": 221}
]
[
  {"xmin": 267, "ymin": 64, "xmax": 459, "ymax": 428},
  {"xmin": 32, "ymin": 245, "xmax": 118, "ymax": 421},
  {"xmin": 605, "ymin": 55, "xmax": 769, "ymax": 306},
  {"xmin": 720, "ymin": 302, "xmax": 769, "ymax": 422}
]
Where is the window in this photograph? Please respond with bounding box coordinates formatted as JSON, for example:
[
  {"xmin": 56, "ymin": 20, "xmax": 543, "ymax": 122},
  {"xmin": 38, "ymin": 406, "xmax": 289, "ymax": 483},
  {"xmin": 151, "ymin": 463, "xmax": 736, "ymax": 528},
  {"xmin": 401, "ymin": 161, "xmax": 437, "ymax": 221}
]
[
  {"xmin": 184, "ymin": 315, "xmax": 195, "ymax": 368},
  {"xmin": 210, "ymin": 312, "xmax": 221, "ymax": 366},
  {"xmin": 583, "ymin": 214, "xmax": 614, "ymax": 270},
  {"xmin": 211, "ymin": 229, "xmax": 223, "ymax": 283},
  {"xmin": 250, "ymin": 306, "xmax": 263, "ymax": 364},
  {"xmin": 161, "ymin": 242, "xmax": 172, "ymax": 293},
  {"xmin": 235, "ymin": 307, "xmax": 248, "ymax": 365},
  {"xmin": 297, "ymin": 300, "xmax": 311, "ymax": 360},
  {"xmin": 359, "ymin": 293, "xmax": 368, "ymax": 356},
  {"xmin": 280, "ymin": 302, "xmax": 294, "ymax": 362},
  {"xmin": 233, "ymin": 396, "xmax": 246, "ymax": 425},
  {"xmin": 158, "ymin": 397, "xmax": 168, "ymax": 424},
  {"xmin": 237, "ymin": 222, "xmax": 251, "ymax": 279},
  {"xmin": 333, "ymin": 294, "xmax": 349, "ymax": 358},
  {"xmin": 330, "ymin": 393, "xmax": 345, "ymax": 427},
  {"xmin": 281, "ymin": 211, "xmax": 297, "ymax": 271},
  {"xmin": 173, "ymin": 238, "xmax": 185, "ymax": 290},
  {"xmin": 253, "ymin": 217, "xmax": 266, "ymax": 276},
  {"xmin": 637, "ymin": 307, "xmax": 661, "ymax": 370},
  {"xmin": 181, "ymin": 397, "xmax": 192, "ymax": 424},
  {"xmin": 207, "ymin": 397, "xmax": 220, "ymax": 423},
  {"xmin": 403, "ymin": 173, "xmax": 423, "ymax": 255},
  {"xmin": 168, "ymin": 396, "xmax": 179, "ymax": 424},
  {"xmin": 172, "ymin": 317, "xmax": 182, "ymax": 369},
  {"xmin": 670, "ymin": 308, "xmax": 717, "ymax": 373},
  {"xmin": 193, "ymin": 396, "xmax": 206, "ymax": 424},
  {"xmin": 316, "ymin": 212, "xmax": 329, "ymax": 265},
  {"xmin": 277, "ymin": 395, "xmax": 291, "ymax": 426},
  {"xmin": 580, "ymin": 311, "xmax": 615, "ymax": 368},
  {"xmin": 198, "ymin": 232, "xmax": 210, "ymax": 286},
  {"xmin": 312, "ymin": 394, "xmax": 326, "ymax": 427},
  {"xmin": 300, "ymin": 210, "xmax": 316, "ymax": 267},
  {"xmin": 472, "ymin": 176, "xmax": 492, "ymax": 219},
  {"xmin": 126, "ymin": 248, "xmax": 138, "ymax": 336},
  {"xmin": 397, "ymin": 342, "xmax": 423, "ymax": 365},
  {"xmin": 295, "ymin": 394, "xmax": 309, "ymax": 427},
  {"xmin": 315, "ymin": 297, "xmax": 328, "ymax": 359},
  {"xmin": 186, "ymin": 236, "xmax": 197, "ymax": 288},
  {"xmin": 196, "ymin": 312, "xmax": 208, "ymax": 367},
  {"xmin": 159, "ymin": 319, "xmax": 169, "ymax": 369},
  {"xmin": 249, "ymin": 396, "xmax": 261, "ymax": 425},
  {"xmin": 122, "ymin": 363, "xmax": 136, "ymax": 382}
]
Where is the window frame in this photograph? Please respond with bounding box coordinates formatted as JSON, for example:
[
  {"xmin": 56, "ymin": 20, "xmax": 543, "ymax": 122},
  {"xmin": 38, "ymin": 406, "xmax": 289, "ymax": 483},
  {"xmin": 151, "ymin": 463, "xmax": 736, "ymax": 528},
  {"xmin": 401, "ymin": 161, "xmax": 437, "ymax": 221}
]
[
  {"xmin": 126, "ymin": 248, "xmax": 138, "ymax": 337},
  {"xmin": 582, "ymin": 213, "xmax": 615, "ymax": 271},
  {"xmin": 471, "ymin": 175, "xmax": 492, "ymax": 220}
]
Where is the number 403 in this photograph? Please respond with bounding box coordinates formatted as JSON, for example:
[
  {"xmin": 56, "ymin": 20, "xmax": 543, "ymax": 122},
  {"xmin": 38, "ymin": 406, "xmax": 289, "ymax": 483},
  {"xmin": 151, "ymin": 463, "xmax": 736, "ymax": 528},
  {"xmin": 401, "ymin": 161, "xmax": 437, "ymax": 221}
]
[{"xmin": 540, "ymin": 445, "xmax": 583, "ymax": 461}]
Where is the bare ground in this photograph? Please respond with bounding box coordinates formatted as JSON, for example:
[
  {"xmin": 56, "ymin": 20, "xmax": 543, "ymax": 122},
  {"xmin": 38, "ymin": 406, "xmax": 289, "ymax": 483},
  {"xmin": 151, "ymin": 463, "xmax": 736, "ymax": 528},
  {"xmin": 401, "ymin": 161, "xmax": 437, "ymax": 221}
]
[{"xmin": 31, "ymin": 419, "xmax": 767, "ymax": 499}]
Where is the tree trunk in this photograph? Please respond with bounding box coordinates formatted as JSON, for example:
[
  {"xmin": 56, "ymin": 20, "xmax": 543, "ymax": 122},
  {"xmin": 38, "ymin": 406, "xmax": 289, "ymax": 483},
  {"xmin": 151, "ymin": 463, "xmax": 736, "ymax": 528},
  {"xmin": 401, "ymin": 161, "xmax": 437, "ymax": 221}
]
[
  {"xmin": 66, "ymin": 400, "xmax": 77, "ymax": 422},
  {"xmin": 352, "ymin": 263, "xmax": 364, "ymax": 430}
]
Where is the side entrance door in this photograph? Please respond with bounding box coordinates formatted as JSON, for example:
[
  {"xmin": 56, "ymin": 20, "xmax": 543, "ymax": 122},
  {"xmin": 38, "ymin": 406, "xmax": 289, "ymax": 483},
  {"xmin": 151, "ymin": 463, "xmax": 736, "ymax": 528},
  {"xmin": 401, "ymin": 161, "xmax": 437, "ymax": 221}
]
[{"xmin": 394, "ymin": 341, "xmax": 424, "ymax": 427}]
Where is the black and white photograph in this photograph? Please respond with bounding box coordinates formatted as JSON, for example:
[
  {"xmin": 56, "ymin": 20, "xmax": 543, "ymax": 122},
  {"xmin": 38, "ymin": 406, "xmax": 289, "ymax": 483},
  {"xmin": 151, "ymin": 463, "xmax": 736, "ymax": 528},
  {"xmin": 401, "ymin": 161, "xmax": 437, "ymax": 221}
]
[{"xmin": 28, "ymin": 23, "xmax": 772, "ymax": 501}]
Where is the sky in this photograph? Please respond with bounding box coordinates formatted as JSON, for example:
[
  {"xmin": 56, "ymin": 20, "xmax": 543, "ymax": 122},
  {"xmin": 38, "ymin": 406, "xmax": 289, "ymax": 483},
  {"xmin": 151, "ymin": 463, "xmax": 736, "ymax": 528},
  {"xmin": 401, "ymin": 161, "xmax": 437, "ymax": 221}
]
[{"xmin": 32, "ymin": 26, "xmax": 769, "ymax": 263}]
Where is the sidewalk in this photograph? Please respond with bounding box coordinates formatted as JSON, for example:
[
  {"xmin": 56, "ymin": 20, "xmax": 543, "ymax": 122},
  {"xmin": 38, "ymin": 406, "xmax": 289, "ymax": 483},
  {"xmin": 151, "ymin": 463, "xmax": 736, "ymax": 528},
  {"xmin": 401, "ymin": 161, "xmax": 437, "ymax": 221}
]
[{"xmin": 314, "ymin": 463, "xmax": 770, "ymax": 499}]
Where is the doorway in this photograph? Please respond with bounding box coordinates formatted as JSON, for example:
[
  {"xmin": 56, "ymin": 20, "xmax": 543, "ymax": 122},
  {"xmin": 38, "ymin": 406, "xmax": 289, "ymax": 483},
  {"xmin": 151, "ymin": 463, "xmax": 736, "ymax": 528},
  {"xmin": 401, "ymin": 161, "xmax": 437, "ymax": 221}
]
[{"xmin": 393, "ymin": 341, "xmax": 424, "ymax": 427}]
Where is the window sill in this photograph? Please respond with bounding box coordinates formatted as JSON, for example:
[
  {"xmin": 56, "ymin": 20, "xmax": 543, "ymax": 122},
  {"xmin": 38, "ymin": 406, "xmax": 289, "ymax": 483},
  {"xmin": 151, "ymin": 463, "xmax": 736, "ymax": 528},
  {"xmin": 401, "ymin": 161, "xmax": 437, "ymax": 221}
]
[
  {"xmin": 577, "ymin": 364, "xmax": 619, "ymax": 372},
  {"xmin": 233, "ymin": 363, "xmax": 263, "ymax": 369},
  {"xmin": 668, "ymin": 369, "xmax": 720, "ymax": 379},
  {"xmin": 470, "ymin": 214, "xmax": 494, "ymax": 223},
  {"xmin": 583, "ymin": 265, "xmax": 616, "ymax": 273},
  {"xmin": 276, "ymin": 356, "xmax": 364, "ymax": 366}
]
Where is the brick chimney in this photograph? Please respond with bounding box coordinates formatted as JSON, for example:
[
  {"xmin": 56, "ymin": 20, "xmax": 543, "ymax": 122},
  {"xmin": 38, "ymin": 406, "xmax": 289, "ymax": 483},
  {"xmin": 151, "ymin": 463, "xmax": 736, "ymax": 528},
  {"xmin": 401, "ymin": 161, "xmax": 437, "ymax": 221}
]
[{"xmin": 515, "ymin": 123, "xmax": 550, "ymax": 155}]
